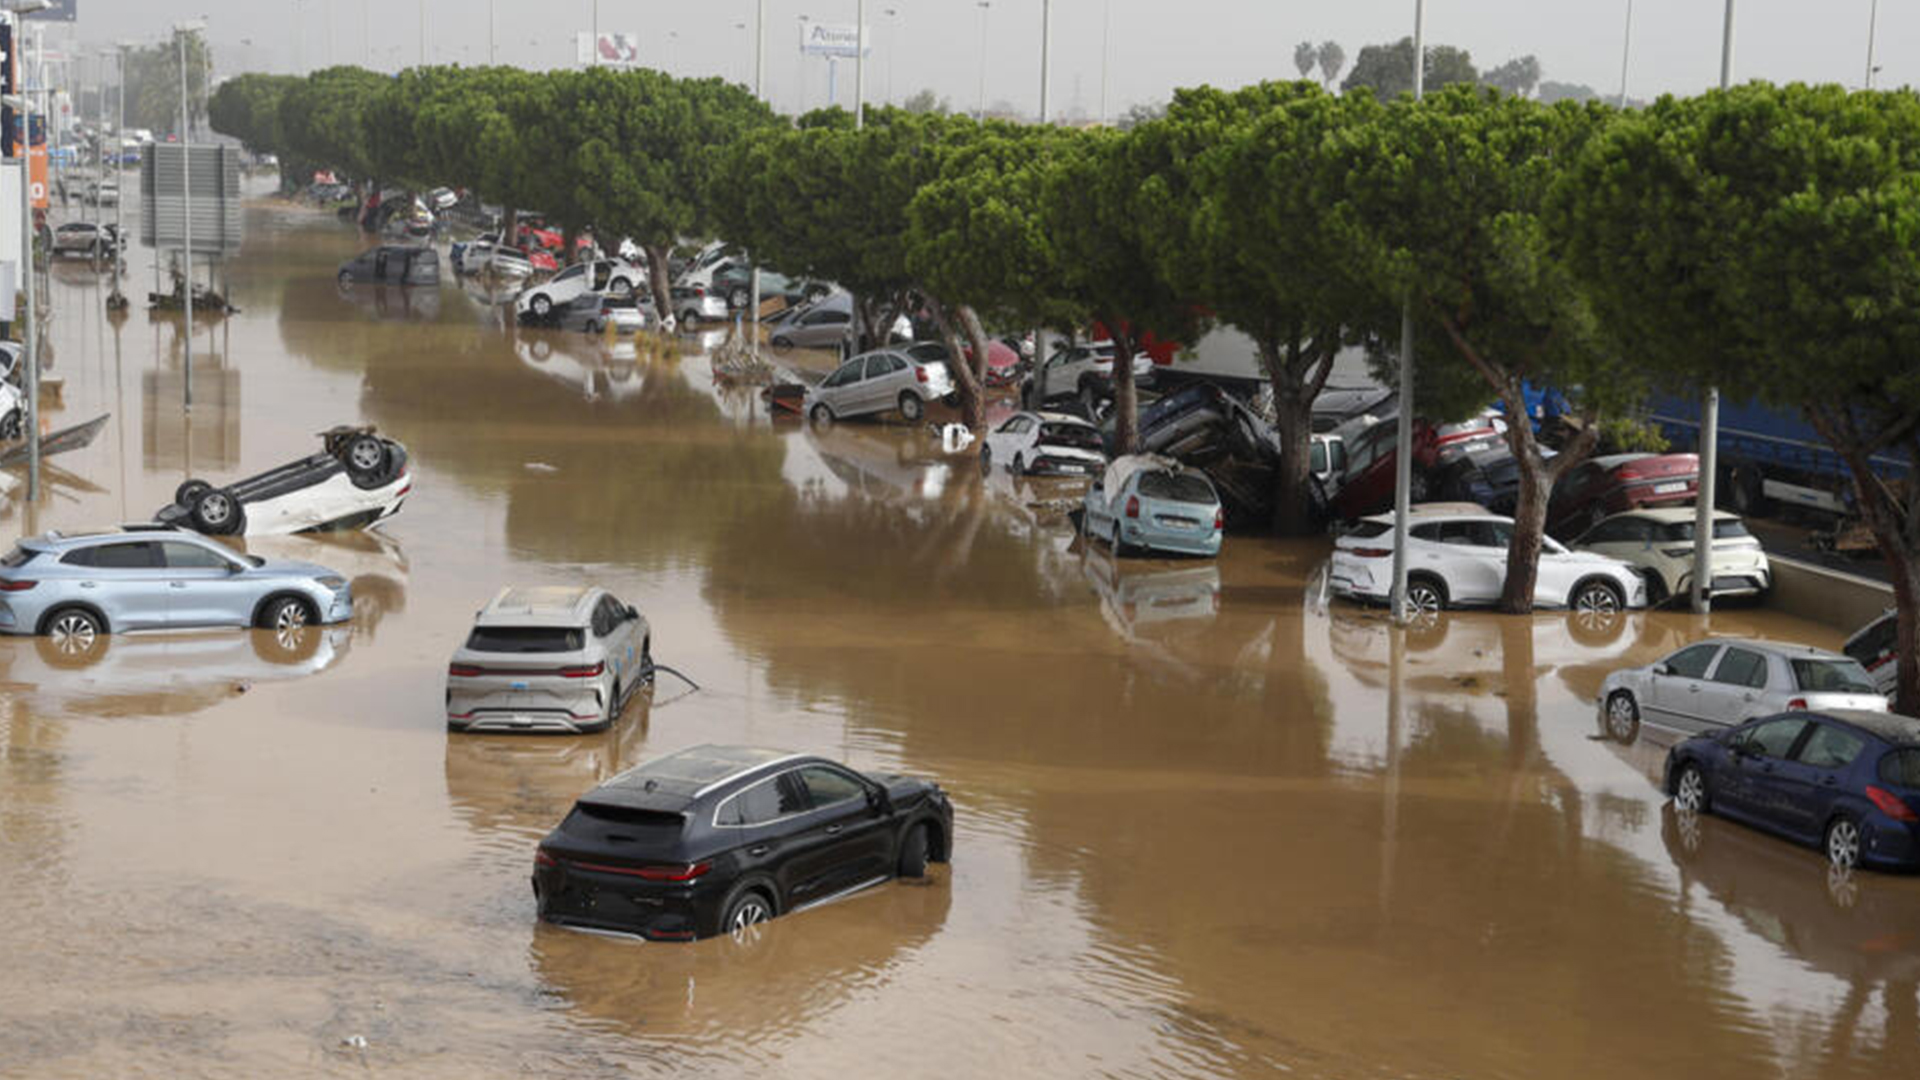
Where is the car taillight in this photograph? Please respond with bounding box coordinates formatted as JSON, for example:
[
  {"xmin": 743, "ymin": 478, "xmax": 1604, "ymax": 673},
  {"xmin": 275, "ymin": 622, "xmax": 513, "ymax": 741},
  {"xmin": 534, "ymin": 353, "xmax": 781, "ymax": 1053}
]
[
  {"xmin": 1866, "ymin": 785, "xmax": 1920, "ymax": 822},
  {"xmin": 534, "ymin": 847, "xmax": 557, "ymax": 868},
  {"xmin": 560, "ymin": 662, "xmax": 605, "ymax": 679},
  {"xmin": 634, "ymin": 862, "xmax": 712, "ymax": 882},
  {"xmin": 1125, "ymin": 495, "xmax": 1140, "ymax": 518},
  {"xmin": 448, "ymin": 663, "xmax": 481, "ymax": 677},
  {"xmin": 1787, "ymin": 698, "xmax": 1808, "ymax": 710},
  {"xmin": 692, "ymin": 286, "xmax": 705, "ymax": 296},
  {"xmin": 916, "ymin": 366, "xmax": 929, "ymax": 383},
  {"xmin": 1349, "ymin": 547, "xmax": 1393, "ymax": 558},
  {"xmin": 0, "ymin": 579, "xmax": 36, "ymax": 591},
  {"xmin": 1213, "ymin": 508, "xmax": 1223, "ymax": 531}
]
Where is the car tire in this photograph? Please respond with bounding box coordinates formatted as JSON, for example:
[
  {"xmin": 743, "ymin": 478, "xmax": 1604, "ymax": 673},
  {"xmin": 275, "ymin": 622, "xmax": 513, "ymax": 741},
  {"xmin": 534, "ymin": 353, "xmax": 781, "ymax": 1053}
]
[
  {"xmin": 899, "ymin": 392, "xmax": 925, "ymax": 423},
  {"xmin": 258, "ymin": 594, "xmax": 314, "ymax": 633},
  {"xmin": 343, "ymin": 434, "xmax": 389, "ymax": 482},
  {"xmin": 1404, "ymin": 574, "xmax": 1448, "ymax": 618},
  {"xmin": 1571, "ymin": 578, "xmax": 1624, "ymax": 616},
  {"xmin": 42, "ymin": 605, "xmax": 105, "ymax": 651},
  {"xmin": 336, "ymin": 269, "xmax": 352, "ymax": 287},
  {"xmin": 530, "ymin": 293, "xmax": 551, "ymax": 317},
  {"xmin": 640, "ymin": 637, "xmax": 654, "ymax": 684},
  {"xmin": 1673, "ymin": 761, "xmax": 1709, "ymax": 813},
  {"xmin": 1605, "ymin": 690, "xmax": 1641, "ymax": 744},
  {"xmin": 730, "ymin": 286, "xmax": 749, "ymax": 309},
  {"xmin": 192, "ymin": 488, "xmax": 241, "ymax": 534},
  {"xmin": 719, "ymin": 883, "xmax": 776, "ymax": 939},
  {"xmin": 810, "ymin": 403, "xmax": 833, "ymax": 427},
  {"xmin": 1825, "ymin": 815, "xmax": 1862, "ymax": 870},
  {"xmin": 0, "ymin": 407, "xmax": 21, "ymax": 441},
  {"xmin": 897, "ymin": 822, "xmax": 931, "ymax": 879},
  {"xmin": 771, "ymin": 335, "xmax": 793, "ymax": 352},
  {"xmin": 175, "ymin": 479, "xmax": 212, "ymax": 508},
  {"xmin": 611, "ymin": 276, "xmax": 632, "ymax": 297}
]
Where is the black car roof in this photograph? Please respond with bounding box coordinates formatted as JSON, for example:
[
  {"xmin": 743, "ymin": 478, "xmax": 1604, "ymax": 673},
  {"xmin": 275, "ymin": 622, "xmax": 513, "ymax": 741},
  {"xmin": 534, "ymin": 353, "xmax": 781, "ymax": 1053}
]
[
  {"xmin": 582, "ymin": 744, "xmax": 804, "ymax": 813},
  {"xmin": 1810, "ymin": 709, "xmax": 1920, "ymax": 746}
]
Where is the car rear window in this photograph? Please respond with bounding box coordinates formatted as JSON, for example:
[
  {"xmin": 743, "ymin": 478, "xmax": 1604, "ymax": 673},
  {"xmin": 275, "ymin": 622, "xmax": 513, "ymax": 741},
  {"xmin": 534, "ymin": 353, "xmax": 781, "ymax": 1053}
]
[
  {"xmin": 1879, "ymin": 749, "xmax": 1920, "ymax": 787},
  {"xmin": 464, "ymin": 626, "xmax": 584, "ymax": 653},
  {"xmin": 1136, "ymin": 471, "xmax": 1215, "ymax": 505},
  {"xmin": 1039, "ymin": 423, "xmax": 1101, "ymax": 450},
  {"xmin": 1345, "ymin": 521, "xmax": 1392, "ymax": 540},
  {"xmin": 1791, "ymin": 659, "xmax": 1877, "ymax": 694},
  {"xmin": 1847, "ymin": 615, "xmax": 1897, "ymax": 669},
  {"xmin": 562, "ymin": 803, "xmax": 686, "ymax": 846},
  {"xmin": 1, "ymin": 545, "xmax": 35, "ymax": 568},
  {"xmin": 1651, "ymin": 519, "xmax": 1752, "ymax": 543}
]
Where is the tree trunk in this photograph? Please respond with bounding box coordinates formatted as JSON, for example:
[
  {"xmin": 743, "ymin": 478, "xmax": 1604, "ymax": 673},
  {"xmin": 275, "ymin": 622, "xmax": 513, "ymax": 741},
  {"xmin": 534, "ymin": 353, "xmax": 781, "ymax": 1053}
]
[
  {"xmin": 562, "ymin": 224, "xmax": 579, "ymax": 266},
  {"xmin": 926, "ymin": 295, "xmax": 985, "ymax": 429},
  {"xmin": 1497, "ymin": 380, "xmax": 1600, "ymax": 613},
  {"xmin": 503, "ymin": 207, "xmax": 519, "ymax": 248},
  {"xmin": 855, "ymin": 292, "xmax": 887, "ymax": 354},
  {"xmin": 1259, "ymin": 332, "xmax": 1338, "ymax": 537},
  {"xmin": 644, "ymin": 243, "xmax": 673, "ymax": 327},
  {"xmin": 1104, "ymin": 321, "xmax": 1140, "ymax": 455},
  {"xmin": 1807, "ymin": 407, "xmax": 1920, "ymax": 714}
]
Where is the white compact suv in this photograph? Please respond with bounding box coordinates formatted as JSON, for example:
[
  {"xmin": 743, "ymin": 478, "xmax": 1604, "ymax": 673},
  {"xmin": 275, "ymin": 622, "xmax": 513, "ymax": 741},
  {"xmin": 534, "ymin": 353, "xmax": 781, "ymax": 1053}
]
[
  {"xmin": 1330, "ymin": 504, "xmax": 1648, "ymax": 616},
  {"xmin": 445, "ymin": 586, "xmax": 651, "ymax": 734},
  {"xmin": 1570, "ymin": 507, "xmax": 1770, "ymax": 604}
]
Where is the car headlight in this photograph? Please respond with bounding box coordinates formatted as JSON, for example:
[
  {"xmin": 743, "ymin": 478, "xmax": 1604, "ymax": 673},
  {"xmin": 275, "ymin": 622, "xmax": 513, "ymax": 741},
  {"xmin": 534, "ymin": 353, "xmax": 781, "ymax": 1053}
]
[{"xmin": 315, "ymin": 575, "xmax": 347, "ymax": 589}]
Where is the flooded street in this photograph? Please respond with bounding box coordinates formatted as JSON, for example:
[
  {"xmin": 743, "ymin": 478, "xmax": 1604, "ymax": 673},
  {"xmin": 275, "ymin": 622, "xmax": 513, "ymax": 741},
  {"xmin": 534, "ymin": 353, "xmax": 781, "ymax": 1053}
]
[{"xmin": 4, "ymin": 195, "xmax": 1918, "ymax": 1079}]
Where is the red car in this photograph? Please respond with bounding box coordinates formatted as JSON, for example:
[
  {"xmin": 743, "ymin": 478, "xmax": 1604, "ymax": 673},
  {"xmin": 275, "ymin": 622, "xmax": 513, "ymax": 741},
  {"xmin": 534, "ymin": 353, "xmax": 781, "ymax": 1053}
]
[
  {"xmin": 1329, "ymin": 414, "xmax": 1506, "ymax": 521},
  {"xmin": 1546, "ymin": 452, "xmax": 1699, "ymax": 537}
]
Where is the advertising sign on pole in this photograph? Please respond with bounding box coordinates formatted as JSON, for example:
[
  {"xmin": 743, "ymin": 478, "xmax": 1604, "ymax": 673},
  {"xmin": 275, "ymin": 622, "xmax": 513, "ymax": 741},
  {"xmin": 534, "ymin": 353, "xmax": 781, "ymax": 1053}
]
[
  {"xmin": 575, "ymin": 31, "xmax": 640, "ymax": 67},
  {"xmin": 23, "ymin": 0, "xmax": 76, "ymax": 21},
  {"xmin": 27, "ymin": 140, "xmax": 42, "ymax": 209},
  {"xmin": 799, "ymin": 23, "xmax": 871, "ymax": 58}
]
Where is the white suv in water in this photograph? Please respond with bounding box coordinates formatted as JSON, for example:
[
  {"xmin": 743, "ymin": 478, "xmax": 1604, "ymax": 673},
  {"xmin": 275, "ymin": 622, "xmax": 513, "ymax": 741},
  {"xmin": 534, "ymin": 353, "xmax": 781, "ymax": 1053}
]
[
  {"xmin": 445, "ymin": 586, "xmax": 651, "ymax": 734},
  {"xmin": 1329, "ymin": 504, "xmax": 1648, "ymax": 617}
]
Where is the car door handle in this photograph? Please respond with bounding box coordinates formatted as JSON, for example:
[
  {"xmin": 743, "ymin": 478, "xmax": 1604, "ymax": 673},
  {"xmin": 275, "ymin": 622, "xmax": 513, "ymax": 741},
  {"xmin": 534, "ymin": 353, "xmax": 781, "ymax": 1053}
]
[
  {"xmin": 747, "ymin": 845, "xmax": 771, "ymax": 857},
  {"xmin": 1822, "ymin": 776, "xmax": 1839, "ymax": 787},
  {"xmin": 79, "ymin": 581, "xmax": 95, "ymax": 588},
  {"xmin": 169, "ymin": 581, "xmax": 189, "ymax": 589},
  {"xmin": 824, "ymin": 824, "xmax": 843, "ymax": 835}
]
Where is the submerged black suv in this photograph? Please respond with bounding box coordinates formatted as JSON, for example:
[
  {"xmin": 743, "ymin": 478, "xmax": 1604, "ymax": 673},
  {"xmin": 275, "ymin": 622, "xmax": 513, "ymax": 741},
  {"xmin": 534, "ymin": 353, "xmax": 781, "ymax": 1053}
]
[{"xmin": 533, "ymin": 745, "xmax": 954, "ymax": 941}]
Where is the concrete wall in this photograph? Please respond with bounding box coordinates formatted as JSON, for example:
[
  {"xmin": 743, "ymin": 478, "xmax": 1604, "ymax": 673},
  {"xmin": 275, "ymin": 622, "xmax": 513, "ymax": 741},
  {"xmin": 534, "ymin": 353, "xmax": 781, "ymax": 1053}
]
[{"xmin": 1768, "ymin": 557, "xmax": 1892, "ymax": 634}]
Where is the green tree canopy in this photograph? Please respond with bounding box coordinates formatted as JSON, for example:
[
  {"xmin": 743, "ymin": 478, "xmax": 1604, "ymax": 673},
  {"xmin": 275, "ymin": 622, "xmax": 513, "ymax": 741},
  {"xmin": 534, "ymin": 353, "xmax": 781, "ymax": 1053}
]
[{"xmin": 1341, "ymin": 38, "xmax": 1478, "ymax": 101}]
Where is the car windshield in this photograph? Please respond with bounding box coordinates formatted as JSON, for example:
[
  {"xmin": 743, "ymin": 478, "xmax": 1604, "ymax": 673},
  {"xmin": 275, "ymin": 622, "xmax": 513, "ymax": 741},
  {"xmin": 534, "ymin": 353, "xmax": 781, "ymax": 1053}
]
[
  {"xmin": 1136, "ymin": 471, "xmax": 1215, "ymax": 505},
  {"xmin": 464, "ymin": 626, "xmax": 584, "ymax": 653},
  {"xmin": 1651, "ymin": 518, "xmax": 1752, "ymax": 542},
  {"xmin": 1791, "ymin": 658, "xmax": 1877, "ymax": 694},
  {"xmin": 1039, "ymin": 422, "xmax": 1101, "ymax": 450}
]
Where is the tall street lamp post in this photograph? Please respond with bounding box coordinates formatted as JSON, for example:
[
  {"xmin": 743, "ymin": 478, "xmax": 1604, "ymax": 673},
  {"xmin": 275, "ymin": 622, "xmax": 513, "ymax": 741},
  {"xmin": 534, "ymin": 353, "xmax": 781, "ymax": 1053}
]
[{"xmin": 1388, "ymin": 0, "xmax": 1425, "ymax": 624}]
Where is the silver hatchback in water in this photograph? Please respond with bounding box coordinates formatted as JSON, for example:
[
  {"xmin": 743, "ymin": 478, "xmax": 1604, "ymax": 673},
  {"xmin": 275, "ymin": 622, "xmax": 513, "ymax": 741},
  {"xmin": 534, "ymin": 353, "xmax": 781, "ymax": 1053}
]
[
  {"xmin": 445, "ymin": 585, "xmax": 652, "ymax": 734},
  {"xmin": 0, "ymin": 526, "xmax": 353, "ymax": 648}
]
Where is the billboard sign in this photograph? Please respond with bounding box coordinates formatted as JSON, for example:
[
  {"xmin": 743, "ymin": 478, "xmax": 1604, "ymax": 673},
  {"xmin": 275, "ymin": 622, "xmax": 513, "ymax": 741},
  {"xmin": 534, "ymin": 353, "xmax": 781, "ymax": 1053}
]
[
  {"xmin": 575, "ymin": 32, "xmax": 640, "ymax": 67},
  {"xmin": 800, "ymin": 23, "xmax": 871, "ymax": 58},
  {"xmin": 24, "ymin": 0, "xmax": 76, "ymax": 21}
]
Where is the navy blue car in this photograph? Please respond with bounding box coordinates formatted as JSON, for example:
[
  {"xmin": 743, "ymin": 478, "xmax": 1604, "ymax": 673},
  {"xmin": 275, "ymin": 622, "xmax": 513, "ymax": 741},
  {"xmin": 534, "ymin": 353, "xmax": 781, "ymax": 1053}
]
[{"xmin": 1664, "ymin": 709, "xmax": 1920, "ymax": 870}]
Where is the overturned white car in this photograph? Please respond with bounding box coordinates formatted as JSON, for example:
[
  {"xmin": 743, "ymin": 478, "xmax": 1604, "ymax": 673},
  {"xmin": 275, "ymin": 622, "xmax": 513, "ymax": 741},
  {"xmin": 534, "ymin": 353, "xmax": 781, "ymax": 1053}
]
[{"xmin": 156, "ymin": 426, "xmax": 412, "ymax": 536}]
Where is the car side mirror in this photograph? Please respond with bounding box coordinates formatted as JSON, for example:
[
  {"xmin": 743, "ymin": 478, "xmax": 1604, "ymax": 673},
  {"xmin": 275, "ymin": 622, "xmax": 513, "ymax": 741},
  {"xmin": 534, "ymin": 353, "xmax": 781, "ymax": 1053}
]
[
  {"xmin": 865, "ymin": 784, "xmax": 891, "ymax": 814},
  {"xmin": 624, "ymin": 605, "xmax": 639, "ymax": 621},
  {"xmin": 226, "ymin": 562, "xmax": 246, "ymax": 575},
  {"xmin": 1653, "ymin": 663, "xmax": 1671, "ymax": 676}
]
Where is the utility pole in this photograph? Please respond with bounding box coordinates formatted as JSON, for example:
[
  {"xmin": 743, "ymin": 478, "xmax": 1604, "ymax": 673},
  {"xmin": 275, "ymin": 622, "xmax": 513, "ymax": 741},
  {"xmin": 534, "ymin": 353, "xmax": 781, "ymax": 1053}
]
[
  {"xmin": 1099, "ymin": 0, "xmax": 1111, "ymax": 126},
  {"xmin": 1866, "ymin": 0, "xmax": 1880, "ymax": 89},
  {"xmin": 1617, "ymin": 0, "xmax": 1633, "ymax": 108},
  {"xmin": 15, "ymin": 87, "xmax": 37, "ymax": 502},
  {"xmin": 1038, "ymin": 0, "xmax": 1050, "ymax": 123},
  {"xmin": 110, "ymin": 43, "xmax": 125, "ymax": 308},
  {"xmin": 975, "ymin": 1, "xmax": 990, "ymax": 119},
  {"xmin": 178, "ymin": 24, "xmax": 195, "ymax": 409},
  {"xmin": 489, "ymin": 0, "xmax": 495, "ymax": 64},
  {"xmin": 1389, "ymin": 0, "xmax": 1424, "ymax": 625},
  {"xmin": 418, "ymin": 0, "xmax": 425, "ymax": 67},
  {"xmin": 1692, "ymin": 1, "xmax": 1733, "ymax": 615},
  {"xmin": 855, "ymin": 0, "xmax": 865, "ymax": 129},
  {"xmin": 749, "ymin": 0, "xmax": 763, "ymax": 350}
]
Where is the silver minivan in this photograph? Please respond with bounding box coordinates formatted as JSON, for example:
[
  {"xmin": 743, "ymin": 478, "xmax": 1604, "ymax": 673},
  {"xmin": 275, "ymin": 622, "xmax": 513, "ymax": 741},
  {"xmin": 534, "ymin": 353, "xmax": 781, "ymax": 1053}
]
[
  {"xmin": 446, "ymin": 586, "xmax": 651, "ymax": 734},
  {"xmin": 804, "ymin": 348, "xmax": 955, "ymax": 425}
]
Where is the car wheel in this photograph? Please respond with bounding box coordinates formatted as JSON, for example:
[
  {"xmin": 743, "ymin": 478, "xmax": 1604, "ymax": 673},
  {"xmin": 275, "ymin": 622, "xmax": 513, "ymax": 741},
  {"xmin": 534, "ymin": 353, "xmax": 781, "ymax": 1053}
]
[
  {"xmin": 44, "ymin": 606, "xmax": 104, "ymax": 651},
  {"xmin": 607, "ymin": 681, "xmax": 623, "ymax": 722},
  {"xmin": 175, "ymin": 479, "xmax": 212, "ymax": 507},
  {"xmin": 530, "ymin": 293, "xmax": 551, "ymax": 317},
  {"xmin": 810, "ymin": 403, "xmax": 833, "ymax": 427},
  {"xmin": 640, "ymin": 638, "xmax": 654, "ymax": 684},
  {"xmin": 730, "ymin": 286, "xmax": 749, "ymax": 309},
  {"xmin": 611, "ymin": 276, "xmax": 632, "ymax": 297},
  {"xmin": 343, "ymin": 434, "xmax": 388, "ymax": 480},
  {"xmin": 1825, "ymin": 815, "xmax": 1862, "ymax": 870},
  {"xmin": 1605, "ymin": 690, "xmax": 1641, "ymax": 744},
  {"xmin": 192, "ymin": 488, "xmax": 240, "ymax": 534},
  {"xmin": 720, "ymin": 885, "xmax": 775, "ymax": 940},
  {"xmin": 898, "ymin": 392, "xmax": 925, "ymax": 423},
  {"xmin": 771, "ymin": 335, "xmax": 793, "ymax": 352},
  {"xmin": 897, "ymin": 823, "xmax": 931, "ymax": 879},
  {"xmin": 1110, "ymin": 519, "xmax": 1133, "ymax": 557},
  {"xmin": 1571, "ymin": 578, "xmax": 1624, "ymax": 616},
  {"xmin": 336, "ymin": 269, "xmax": 352, "ymax": 287},
  {"xmin": 259, "ymin": 595, "xmax": 314, "ymax": 633},
  {"xmin": 1673, "ymin": 762, "xmax": 1709, "ymax": 813},
  {"xmin": 1404, "ymin": 575, "xmax": 1448, "ymax": 618},
  {"xmin": 0, "ymin": 407, "xmax": 21, "ymax": 441}
]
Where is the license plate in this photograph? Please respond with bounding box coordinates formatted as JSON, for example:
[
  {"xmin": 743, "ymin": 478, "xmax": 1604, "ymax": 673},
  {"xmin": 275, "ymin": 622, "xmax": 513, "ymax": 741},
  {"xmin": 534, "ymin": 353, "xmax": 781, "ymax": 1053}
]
[
  {"xmin": 511, "ymin": 680, "xmax": 530, "ymax": 690},
  {"xmin": 1653, "ymin": 481, "xmax": 1687, "ymax": 494}
]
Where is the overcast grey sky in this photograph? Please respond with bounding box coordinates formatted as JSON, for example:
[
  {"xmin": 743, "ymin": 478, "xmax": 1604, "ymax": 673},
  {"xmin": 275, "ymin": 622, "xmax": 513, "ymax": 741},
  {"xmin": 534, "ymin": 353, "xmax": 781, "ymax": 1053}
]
[{"xmin": 52, "ymin": 0, "xmax": 1916, "ymax": 118}]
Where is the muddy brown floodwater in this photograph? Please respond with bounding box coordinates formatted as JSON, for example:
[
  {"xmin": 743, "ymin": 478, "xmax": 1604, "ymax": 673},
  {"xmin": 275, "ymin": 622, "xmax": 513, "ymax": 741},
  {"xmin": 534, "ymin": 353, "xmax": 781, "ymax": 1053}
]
[{"xmin": 3, "ymin": 193, "xmax": 1918, "ymax": 1079}]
